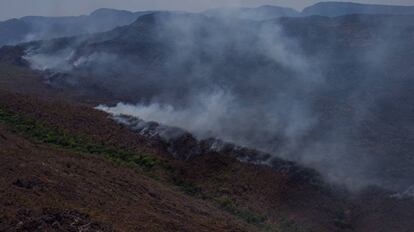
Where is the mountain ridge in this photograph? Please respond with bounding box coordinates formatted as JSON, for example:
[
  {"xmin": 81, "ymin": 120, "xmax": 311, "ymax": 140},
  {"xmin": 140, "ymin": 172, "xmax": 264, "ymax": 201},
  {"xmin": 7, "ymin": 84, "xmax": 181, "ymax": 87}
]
[
  {"xmin": 0, "ymin": 8, "xmax": 156, "ymax": 47},
  {"xmin": 302, "ymin": 1, "xmax": 414, "ymax": 16},
  {"xmin": 2, "ymin": 2, "xmax": 414, "ymax": 47}
]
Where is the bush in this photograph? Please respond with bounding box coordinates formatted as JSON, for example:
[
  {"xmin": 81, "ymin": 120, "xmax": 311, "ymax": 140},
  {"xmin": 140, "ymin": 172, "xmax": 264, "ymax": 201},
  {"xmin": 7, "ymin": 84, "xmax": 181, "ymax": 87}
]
[{"xmin": 0, "ymin": 107, "xmax": 162, "ymax": 171}]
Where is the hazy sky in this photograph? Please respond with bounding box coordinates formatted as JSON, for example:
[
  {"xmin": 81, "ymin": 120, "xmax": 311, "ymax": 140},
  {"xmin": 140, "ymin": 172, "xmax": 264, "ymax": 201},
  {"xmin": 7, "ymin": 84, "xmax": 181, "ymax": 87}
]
[{"xmin": 0, "ymin": 0, "xmax": 414, "ymax": 20}]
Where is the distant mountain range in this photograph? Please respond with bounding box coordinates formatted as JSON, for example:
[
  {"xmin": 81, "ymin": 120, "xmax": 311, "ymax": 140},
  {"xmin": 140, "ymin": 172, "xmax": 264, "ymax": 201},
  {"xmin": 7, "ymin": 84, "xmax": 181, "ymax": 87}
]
[
  {"xmin": 302, "ymin": 2, "xmax": 414, "ymax": 17},
  {"xmin": 1, "ymin": 2, "xmax": 414, "ymax": 47},
  {"xmin": 0, "ymin": 8, "xmax": 155, "ymax": 46},
  {"xmin": 203, "ymin": 5, "xmax": 300, "ymax": 20}
]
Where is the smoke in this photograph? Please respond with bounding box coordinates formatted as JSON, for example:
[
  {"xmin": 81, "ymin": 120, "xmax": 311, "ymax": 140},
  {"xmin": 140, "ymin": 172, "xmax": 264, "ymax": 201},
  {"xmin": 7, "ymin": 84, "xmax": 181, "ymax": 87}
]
[
  {"xmin": 22, "ymin": 12, "xmax": 414, "ymax": 192},
  {"xmin": 85, "ymin": 13, "xmax": 323, "ymax": 157},
  {"xmin": 24, "ymin": 48, "xmax": 75, "ymax": 71},
  {"xmin": 98, "ymin": 91, "xmax": 236, "ymax": 140}
]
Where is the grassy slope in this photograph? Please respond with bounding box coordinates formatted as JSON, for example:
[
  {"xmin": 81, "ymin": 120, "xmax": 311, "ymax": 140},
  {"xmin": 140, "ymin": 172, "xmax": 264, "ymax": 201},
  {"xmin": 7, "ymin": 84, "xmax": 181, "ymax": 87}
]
[
  {"xmin": 0, "ymin": 64, "xmax": 333, "ymax": 231},
  {"xmin": 0, "ymin": 92, "xmax": 288, "ymax": 231},
  {"xmin": 0, "ymin": 63, "xmax": 256, "ymax": 231},
  {"xmin": 0, "ymin": 122, "xmax": 253, "ymax": 231},
  {"xmin": 1, "ymin": 62, "xmax": 414, "ymax": 231}
]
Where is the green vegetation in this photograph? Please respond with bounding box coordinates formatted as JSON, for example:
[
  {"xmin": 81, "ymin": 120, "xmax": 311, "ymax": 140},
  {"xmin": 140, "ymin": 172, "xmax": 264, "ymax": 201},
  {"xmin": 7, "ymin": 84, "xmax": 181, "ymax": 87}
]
[
  {"xmin": 215, "ymin": 196, "xmax": 267, "ymax": 226},
  {"xmin": 0, "ymin": 108, "xmax": 161, "ymax": 170},
  {"xmin": 170, "ymin": 174, "xmax": 273, "ymax": 229},
  {"xmin": 171, "ymin": 176, "xmax": 208, "ymax": 198}
]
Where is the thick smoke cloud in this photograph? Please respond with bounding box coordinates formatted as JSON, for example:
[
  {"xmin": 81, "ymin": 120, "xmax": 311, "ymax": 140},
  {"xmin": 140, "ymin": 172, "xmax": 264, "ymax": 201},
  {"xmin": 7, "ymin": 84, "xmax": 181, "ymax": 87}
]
[
  {"xmin": 23, "ymin": 12, "xmax": 414, "ymax": 192},
  {"xmin": 25, "ymin": 12, "xmax": 324, "ymax": 152}
]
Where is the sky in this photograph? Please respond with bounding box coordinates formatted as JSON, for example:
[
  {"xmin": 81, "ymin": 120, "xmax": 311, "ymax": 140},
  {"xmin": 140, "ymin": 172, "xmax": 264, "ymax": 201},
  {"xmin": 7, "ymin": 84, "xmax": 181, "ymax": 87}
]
[{"xmin": 0, "ymin": 0, "xmax": 414, "ymax": 20}]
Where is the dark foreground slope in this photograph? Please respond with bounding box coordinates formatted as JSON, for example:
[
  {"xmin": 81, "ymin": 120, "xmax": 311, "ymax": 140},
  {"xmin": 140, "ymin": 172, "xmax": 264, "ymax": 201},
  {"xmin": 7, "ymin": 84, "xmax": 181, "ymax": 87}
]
[
  {"xmin": 0, "ymin": 117, "xmax": 252, "ymax": 231},
  {"xmin": 1, "ymin": 60, "xmax": 414, "ymax": 231},
  {"xmin": 0, "ymin": 72, "xmax": 255, "ymax": 230}
]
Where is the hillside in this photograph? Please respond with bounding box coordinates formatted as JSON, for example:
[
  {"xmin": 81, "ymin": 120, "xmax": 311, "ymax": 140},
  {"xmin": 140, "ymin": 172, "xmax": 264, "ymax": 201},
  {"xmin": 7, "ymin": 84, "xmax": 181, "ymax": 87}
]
[
  {"xmin": 0, "ymin": 48, "xmax": 414, "ymax": 231},
  {"xmin": 0, "ymin": 104, "xmax": 254, "ymax": 231},
  {"xmin": 0, "ymin": 19, "xmax": 31, "ymax": 46},
  {"xmin": 0, "ymin": 64, "xmax": 335, "ymax": 231},
  {"xmin": 203, "ymin": 5, "xmax": 299, "ymax": 20}
]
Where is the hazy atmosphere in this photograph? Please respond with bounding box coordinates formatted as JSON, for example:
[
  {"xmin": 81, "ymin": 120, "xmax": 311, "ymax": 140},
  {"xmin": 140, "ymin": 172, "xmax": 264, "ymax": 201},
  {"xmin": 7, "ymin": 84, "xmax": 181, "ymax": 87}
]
[
  {"xmin": 0, "ymin": 0, "xmax": 414, "ymax": 20},
  {"xmin": 1, "ymin": 1, "xmax": 414, "ymax": 231}
]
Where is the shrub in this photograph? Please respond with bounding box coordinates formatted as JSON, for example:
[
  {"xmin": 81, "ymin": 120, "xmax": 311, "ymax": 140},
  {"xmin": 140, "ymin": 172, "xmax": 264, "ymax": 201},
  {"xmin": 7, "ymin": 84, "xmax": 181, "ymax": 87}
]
[{"xmin": 0, "ymin": 107, "xmax": 162, "ymax": 171}]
